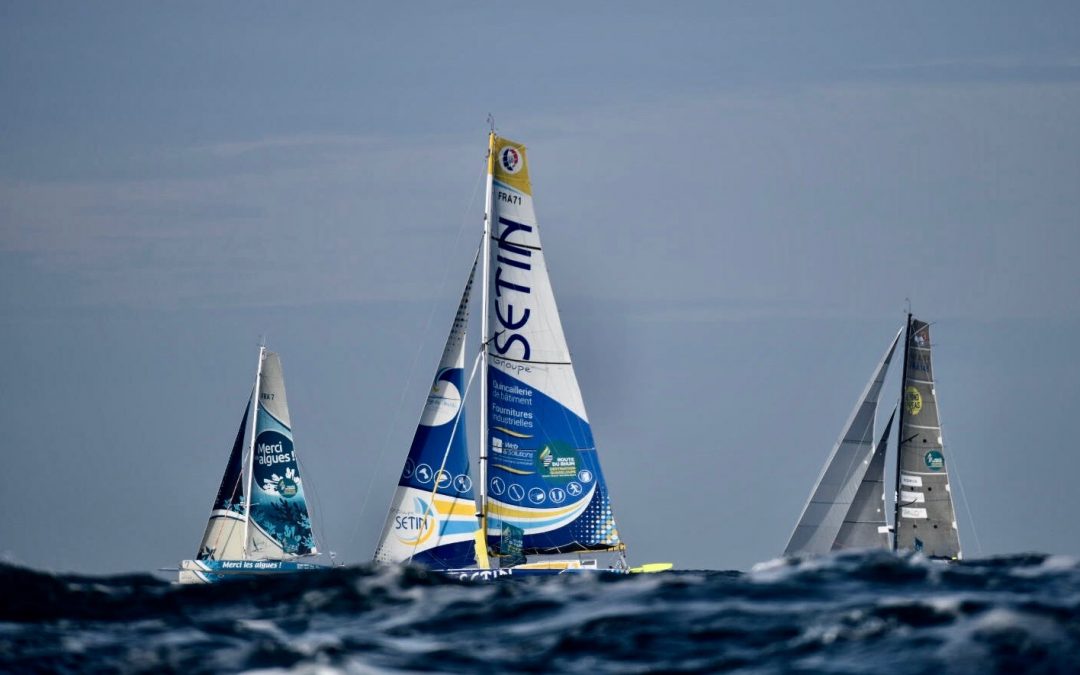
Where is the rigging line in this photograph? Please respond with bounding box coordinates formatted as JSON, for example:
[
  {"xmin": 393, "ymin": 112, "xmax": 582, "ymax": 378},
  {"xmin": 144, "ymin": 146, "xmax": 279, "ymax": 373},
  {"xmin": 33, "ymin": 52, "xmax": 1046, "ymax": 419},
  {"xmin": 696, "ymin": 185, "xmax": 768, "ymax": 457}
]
[
  {"xmin": 941, "ymin": 431, "xmax": 983, "ymax": 558},
  {"xmin": 408, "ymin": 347, "xmax": 485, "ymax": 562},
  {"xmin": 349, "ymin": 164, "xmax": 488, "ymax": 556}
]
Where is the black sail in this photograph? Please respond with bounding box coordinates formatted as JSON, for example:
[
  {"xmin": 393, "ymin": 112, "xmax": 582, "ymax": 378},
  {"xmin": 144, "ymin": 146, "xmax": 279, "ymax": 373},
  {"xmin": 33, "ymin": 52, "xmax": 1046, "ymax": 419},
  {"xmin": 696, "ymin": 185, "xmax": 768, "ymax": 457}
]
[{"xmin": 893, "ymin": 316, "xmax": 962, "ymax": 559}]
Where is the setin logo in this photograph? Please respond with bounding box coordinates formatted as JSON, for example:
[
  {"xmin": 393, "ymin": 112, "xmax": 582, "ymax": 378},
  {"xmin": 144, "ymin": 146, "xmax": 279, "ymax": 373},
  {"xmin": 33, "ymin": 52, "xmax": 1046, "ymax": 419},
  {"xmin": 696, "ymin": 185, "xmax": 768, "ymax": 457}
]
[
  {"xmin": 924, "ymin": 450, "xmax": 944, "ymax": 471},
  {"xmin": 905, "ymin": 386, "xmax": 923, "ymax": 416},
  {"xmin": 499, "ymin": 146, "xmax": 522, "ymax": 174}
]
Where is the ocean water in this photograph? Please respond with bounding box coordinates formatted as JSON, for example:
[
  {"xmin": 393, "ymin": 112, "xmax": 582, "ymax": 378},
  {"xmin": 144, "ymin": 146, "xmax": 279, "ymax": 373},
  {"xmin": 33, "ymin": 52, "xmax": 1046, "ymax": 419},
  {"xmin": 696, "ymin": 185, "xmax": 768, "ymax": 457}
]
[{"xmin": 2, "ymin": 551, "xmax": 1079, "ymax": 674}]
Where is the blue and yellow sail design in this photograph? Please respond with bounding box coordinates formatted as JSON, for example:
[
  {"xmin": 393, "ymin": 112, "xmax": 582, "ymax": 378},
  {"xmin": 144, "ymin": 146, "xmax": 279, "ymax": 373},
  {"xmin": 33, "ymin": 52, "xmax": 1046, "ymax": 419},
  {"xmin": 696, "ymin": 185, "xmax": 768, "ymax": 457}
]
[
  {"xmin": 247, "ymin": 351, "xmax": 317, "ymax": 558},
  {"xmin": 374, "ymin": 261, "xmax": 480, "ymax": 569},
  {"xmin": 485, "ymin": 134, "xmax": 621, "ymax": 555}
]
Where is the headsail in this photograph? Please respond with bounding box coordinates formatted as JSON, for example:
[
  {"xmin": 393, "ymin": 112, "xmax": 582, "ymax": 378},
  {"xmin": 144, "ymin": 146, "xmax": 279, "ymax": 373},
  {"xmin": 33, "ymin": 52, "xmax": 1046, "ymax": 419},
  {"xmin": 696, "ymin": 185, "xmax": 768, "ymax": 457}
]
[
  {"xmin": 247, "ymin": 351, "xmax": 317, "ymax": 558},
  {"xmin": 894, "ymin": 317, "xmax": 961, "ymax": 558},
  {"xmin": 833, "ymin": 407, "xmax": 895, "ymax": 550},
  {"xmin": 483, "ymin": 134, "xmax": 621, "ymax": 556},
  {"xmin": 195, "ymin": 404, "xmax": 249, "ymax": 560},
  {"xmin": 374, "ymin": 260, "xmax": 481, "ymax": 568},
  {"xmin": 784, "ymin": 328, "xmax": 901, "ymax": 556}
]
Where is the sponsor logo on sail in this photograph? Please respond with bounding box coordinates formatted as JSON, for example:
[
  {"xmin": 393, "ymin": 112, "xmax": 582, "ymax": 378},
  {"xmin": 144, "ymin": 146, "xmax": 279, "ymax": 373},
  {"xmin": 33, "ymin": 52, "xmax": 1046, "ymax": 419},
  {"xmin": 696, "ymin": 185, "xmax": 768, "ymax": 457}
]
[
  {"xmin": 275, "ymin": 476, "xmax": 298, "ymax": 498},
  {"xmin": 535, "ymin": 443, "xmax": 580, "ymax": 479},
  {"xmin": 499, "ymin": 146, "xmax": 522, "ymax": 174},
  {"xmin": 393, "ymin": 497, "xmax": 436, "ymax": 546},
  {"xmin": 924, "ymin": 450, "xmax": 945, "ymax": 471},
  {"xmin": 492, "ymin": 216, "xmax": 534, "ymax": 360},
  {"xmin": 905, "ymin": 386, "xmax": 923, "ymax": 415},
  {"xmin": 913, "ymin": 327, "xmax": 929, "ymax": 347},
  {"xmin": 255, "ymin": 431, "xmax": 296, "ymax": 468}
]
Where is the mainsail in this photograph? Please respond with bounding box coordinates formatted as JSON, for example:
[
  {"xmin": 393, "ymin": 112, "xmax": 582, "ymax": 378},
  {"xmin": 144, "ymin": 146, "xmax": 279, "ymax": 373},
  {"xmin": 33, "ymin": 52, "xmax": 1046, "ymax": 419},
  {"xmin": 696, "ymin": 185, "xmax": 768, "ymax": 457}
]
[
  {"xmin": 784, "ymin": 328, "xmax": 901, "ymax": 555},
  {"xmin": 894, "ymin": 316, "xmax": 961, "ymax": 559},
  {"xmin": 195, "ymin": 405, "xmax": 249, "ymax": 560},
  {"xmin": 373, "ymin": 260, "xmax": 482, "ymax": 568},
  {"xmin": 483, "ymin": 134, "xmax": 621, "ymax": 557},
  {"xmin": 833, "ymin": 408, "xmax": 895, "ymax": 550},
  {"xmin": 246, "ymin": 350, "xmax": 317, "ymax": 558}
]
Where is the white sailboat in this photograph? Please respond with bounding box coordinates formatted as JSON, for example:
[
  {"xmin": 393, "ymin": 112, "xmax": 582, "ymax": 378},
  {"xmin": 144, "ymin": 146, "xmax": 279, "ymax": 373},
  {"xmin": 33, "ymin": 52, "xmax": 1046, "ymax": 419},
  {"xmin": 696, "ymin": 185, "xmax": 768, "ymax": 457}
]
[
  {"xmin": 373, "ymin": 131, "xmax": 671, "ymax": 576},
  {"xmin": 785, "ymin": 314, "xmax": 963, "ymax": 560},
  {"xmin": 179, "ymin": 346, "xmax": 324, "ymax": 583}
]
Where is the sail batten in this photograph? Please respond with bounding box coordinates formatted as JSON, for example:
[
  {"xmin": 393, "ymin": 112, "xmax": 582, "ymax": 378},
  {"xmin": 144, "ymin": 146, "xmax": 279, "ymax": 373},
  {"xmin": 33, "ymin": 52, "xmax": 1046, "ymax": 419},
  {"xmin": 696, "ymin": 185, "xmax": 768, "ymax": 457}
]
[{"xmin": 784, "ymin": 328, "xmax": 902, "ymax": 556}]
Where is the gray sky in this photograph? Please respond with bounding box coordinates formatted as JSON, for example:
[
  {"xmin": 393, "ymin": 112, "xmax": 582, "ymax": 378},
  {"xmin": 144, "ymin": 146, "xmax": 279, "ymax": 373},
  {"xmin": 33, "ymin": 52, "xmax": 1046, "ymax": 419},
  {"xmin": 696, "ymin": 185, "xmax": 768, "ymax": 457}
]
[{"xmin": 2, "ymin": 2, "xmax": 1079, "ymax": 573}]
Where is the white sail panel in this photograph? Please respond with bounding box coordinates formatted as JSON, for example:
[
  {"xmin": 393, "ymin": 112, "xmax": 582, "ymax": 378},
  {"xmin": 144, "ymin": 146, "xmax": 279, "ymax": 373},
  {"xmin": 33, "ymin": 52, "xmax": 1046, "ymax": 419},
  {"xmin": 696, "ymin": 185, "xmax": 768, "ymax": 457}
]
[{"xmin": 784, "ymin": 328, "xmax": 902, "ymax": 556}]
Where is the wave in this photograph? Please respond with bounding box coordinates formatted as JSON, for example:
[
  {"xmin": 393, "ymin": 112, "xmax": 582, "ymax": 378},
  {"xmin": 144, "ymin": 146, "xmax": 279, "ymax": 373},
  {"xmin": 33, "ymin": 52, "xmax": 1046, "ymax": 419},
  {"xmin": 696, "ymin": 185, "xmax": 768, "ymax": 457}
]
[{"xmin": 2, "ymin": 552, "xmax": 1078, "ymax": 673}]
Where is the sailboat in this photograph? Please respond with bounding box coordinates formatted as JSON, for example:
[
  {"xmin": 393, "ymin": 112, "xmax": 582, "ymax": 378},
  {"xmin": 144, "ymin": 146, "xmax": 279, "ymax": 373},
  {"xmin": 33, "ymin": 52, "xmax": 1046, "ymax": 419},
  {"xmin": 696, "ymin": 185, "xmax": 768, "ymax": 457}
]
[
  {"xmin": 373, "ymin": 131, "xmax": 671, "ymax": 577},
  {"xmin": 784, "ymin": 314, "xmax": 962, "ymax": 560},
  {"xmin": 179, "ymin": 346, "xmax": 324, "ymax": 583}
]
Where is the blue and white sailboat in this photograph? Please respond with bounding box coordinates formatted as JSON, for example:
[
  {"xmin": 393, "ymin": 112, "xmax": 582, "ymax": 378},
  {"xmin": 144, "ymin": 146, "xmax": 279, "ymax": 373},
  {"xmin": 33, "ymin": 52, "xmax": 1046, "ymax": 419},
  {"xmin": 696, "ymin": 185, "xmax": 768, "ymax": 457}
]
[
  {"xmin": 374, "ymin": 132, "xmax": 670, "ymax": 576},
  {"xmin": 179, "ymin": 347, "xmax": 323, "ymax": 583}
]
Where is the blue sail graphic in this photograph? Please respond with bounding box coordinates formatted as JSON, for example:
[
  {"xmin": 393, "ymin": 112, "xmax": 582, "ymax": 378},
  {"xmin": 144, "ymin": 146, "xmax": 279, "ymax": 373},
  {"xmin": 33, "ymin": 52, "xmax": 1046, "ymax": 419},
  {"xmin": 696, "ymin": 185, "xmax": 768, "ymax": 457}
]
[
  {"xmin": 374, "ymin": 259, "xmax": 480, "ymax": 569},
  {"xmin": 486, "ymin": 370, "xmax": 618, "ymax": 554}
]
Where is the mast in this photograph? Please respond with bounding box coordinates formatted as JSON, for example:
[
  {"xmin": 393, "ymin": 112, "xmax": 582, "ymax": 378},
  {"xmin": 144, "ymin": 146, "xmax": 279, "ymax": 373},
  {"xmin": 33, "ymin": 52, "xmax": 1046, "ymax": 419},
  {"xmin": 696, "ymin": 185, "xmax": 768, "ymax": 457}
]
[
  {"xmin": 477, "ymin": 131, "xmax": 496, "ymax": 552},
  {"xmin": 242, "ymin": 344, "xmax": 265, "ymax": 558},
  {"xmin": 892, "ymin": 313, "xmax": 911, "ymax": 551}
]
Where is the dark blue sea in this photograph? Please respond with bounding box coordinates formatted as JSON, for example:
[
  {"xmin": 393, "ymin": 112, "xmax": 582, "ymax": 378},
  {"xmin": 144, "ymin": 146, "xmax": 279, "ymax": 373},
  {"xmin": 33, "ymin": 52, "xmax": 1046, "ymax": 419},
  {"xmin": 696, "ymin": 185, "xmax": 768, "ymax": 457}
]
[{"xmin": 3, "ymin": 551, "xmax": 1079, "ymax": 673}]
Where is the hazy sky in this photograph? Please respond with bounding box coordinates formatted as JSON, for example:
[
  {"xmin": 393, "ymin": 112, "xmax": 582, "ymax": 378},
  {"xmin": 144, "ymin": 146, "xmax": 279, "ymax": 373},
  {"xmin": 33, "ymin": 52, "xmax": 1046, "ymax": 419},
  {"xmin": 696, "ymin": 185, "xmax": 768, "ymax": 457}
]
[{"xmin": 2, "ymin": 2, "xmax": 1079, "ymax": 574}]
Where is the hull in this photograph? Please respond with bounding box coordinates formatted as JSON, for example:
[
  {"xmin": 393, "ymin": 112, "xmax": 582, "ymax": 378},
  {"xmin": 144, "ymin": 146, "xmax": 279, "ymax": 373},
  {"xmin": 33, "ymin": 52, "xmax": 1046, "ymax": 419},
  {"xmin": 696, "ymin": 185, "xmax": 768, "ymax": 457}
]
[
  {"xmin": 178, "ymin": 559, "xmax": 324, "ymax": 584},
  {"xmin": 437, "ymin": 558, "xmax": 670, "ymax": 580}
]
